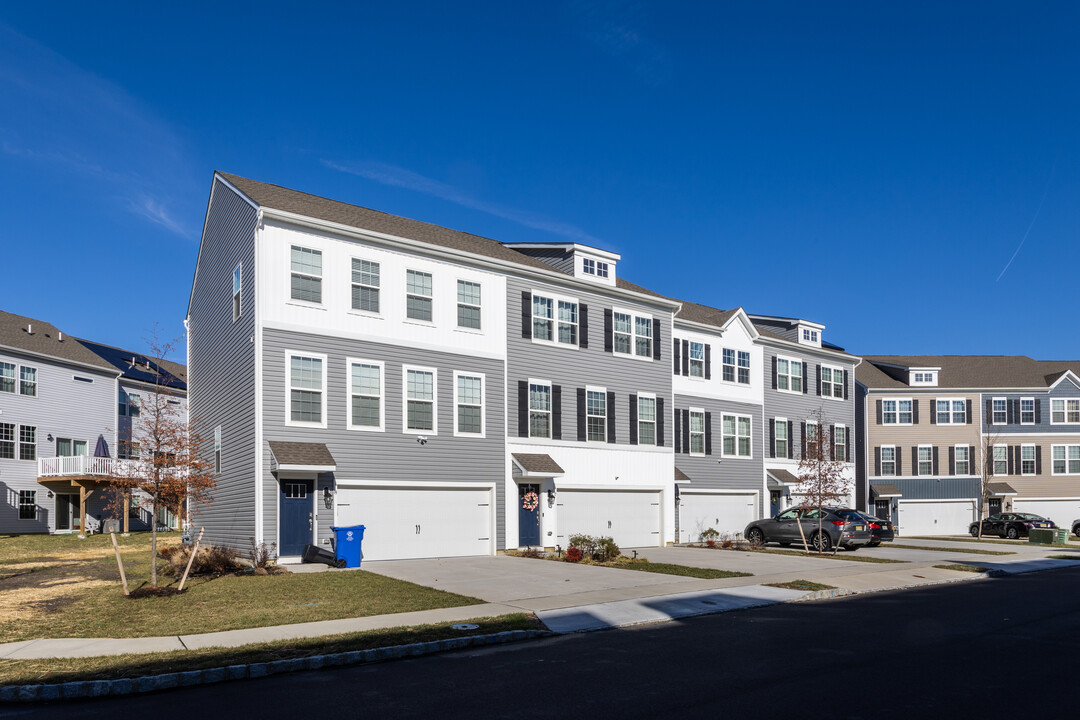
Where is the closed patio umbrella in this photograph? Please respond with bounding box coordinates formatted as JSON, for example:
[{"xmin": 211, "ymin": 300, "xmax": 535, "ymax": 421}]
[{"xmin": 94, "ymin": 434, "xmax": 110, "ymax": 458}]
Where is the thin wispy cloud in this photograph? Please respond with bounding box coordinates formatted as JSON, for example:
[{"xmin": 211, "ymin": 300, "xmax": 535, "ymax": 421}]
[
  {"xmin": 323, "ymin": 159, "xmax": 603, "ymax": 245},
  {"xmin": 996, "ymin": 156, "xmax": 1057, "ymax": 282},
  {"xmin": 0, "ymin": 25, "xmax": 196, "ymax": 238},
  {"xmin": 565, "ymin": 0, "xmax": 673, "ymax": 87}
]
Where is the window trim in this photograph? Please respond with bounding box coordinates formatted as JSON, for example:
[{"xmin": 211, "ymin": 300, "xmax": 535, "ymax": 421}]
[
  {"xmin": 18, "ymin": 424, "xmax": 36, "ymax": 461},
  {"xmin": 775, "ymin": 355, "xmax": 803, "ymax": 394},
  {"xmin": 1020, "ymin": 444, "xmax": 1036, "ymax": 476},
  {"xmin": 455, "ymin": 279, "xmax": 483, "ymax": 332},
  {"xmin": 1051, "ymin": 444, "xmax": 1080, "ymax": 476},
  {"xmin": 405, "ymin": 269, "xmax": 434, "ymax": 324},
  {"xmin": 637, "ymin": 391, "xmax": 657, "ymax": 447},
  {"xmin": 992, "ymin": 397, "xmax": 1008, "ymax": 425},
  {"xmin": 611, "ymin": 307, "xmax": 653, "ymax": 361},
  {"xmin": 1050, "ymin": 398, "xmax": 1080, "ymax": 425},
  {"xmin": 689, "ymin": 407, "xmax": 706, "ymax": 456},
  {"xmin": 688, "ymin": 341, "xmax": 705, "ymax": 379},
  {"xmin": 820, "ymin": 364, "xmax": 845, "ymax": 400},
  {"xmin": 350, "ymin": 257, "xmax": 382, "ymax": 316},
  {"xmin": 0, "ymin": 422, "xmax": 14, "ymax": 459},
  {"xmin": 833, "ymin": 424, "xmax": 847, "ymax": 462},
  {"xmin": 289, "ymin": 245, "xmax": 324, "ymax": 306},
  {"xmin": 18, "ymin": 490, "xmax": 35, "ymax": 521},
  {"xmin": 214, "ymin": 426, "xmax": 222, "ymax": 475},
  {"xmin": 1020, "ymin": 397, "xmax": 1035, "ymax": 425},
  {"xmin": 880, "ymin": 444, "xmax": 897, "ymax": 476},
  {"xmin": 954, "ymin": 444, "xmax": 971, "ymax": 475},
  {"xmin": 935, "ymin": 397, "xmax": 967, "ymax": 425},
  {"xmin": 402, "ymin": 364, "xmax": 438, "ymax": 435},
  {"xmin": 285, "ymin": 350, "xmax": 328, "ymax": 429},
  {"xmin": 585, "ymin": 385, "xmax": 607, "ymax": 443},
  {"xmin": 917, "ymin": 444, "xmax": 933, "ymax": 476},
  {"xmin": 530, "ymin": 290, "xmax": 580, "ymax": 348},
  {"xmin": 528, "ymin": 379, "xmax": 553, "ymax": 440},
  {"xmin": 346, "ymin": 358, "xmax": 385, "ymax": 432},
  {"xmin": 774, "ymin": 416, "xmax": 788, "ymax": 459},
  {"xmin": 993, "ymin": 444, "xmax": 1008, "ymax": 476},
  {"xmin": 882, "ymin": 397, "xmax": 913, "ymax": 425},
  {"xmin": 453, "ymin": 371, "xmax": 485, "ymax": 438},
  {"xmin": 233, "ymin": 263, "xmax": 242, "ymax": 322},
  {"xmin": 721, "ymin": 413, "xmax": 753, "ymax": 459}
]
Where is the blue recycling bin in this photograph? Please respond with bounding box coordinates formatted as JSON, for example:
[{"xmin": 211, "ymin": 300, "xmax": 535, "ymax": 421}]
[{"xmin": 330, "ymin": 525, "xmax": 366, "ymax": 568}]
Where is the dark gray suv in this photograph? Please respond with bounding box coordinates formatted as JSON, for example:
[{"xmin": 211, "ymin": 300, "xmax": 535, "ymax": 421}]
[{"xmin": 744, "ymin": 507, "xmax": 873, "ymax": 552}]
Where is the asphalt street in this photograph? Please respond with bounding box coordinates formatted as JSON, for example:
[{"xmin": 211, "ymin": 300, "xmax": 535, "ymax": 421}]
[{"xmin": 11, "ymin": 566, "xmax": 1080, "ymax": 719}]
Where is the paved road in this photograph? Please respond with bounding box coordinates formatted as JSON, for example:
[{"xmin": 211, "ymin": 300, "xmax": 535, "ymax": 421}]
[{"xmin": 12, "ymin": 566, "xmax": 1080, "ymax": 718}]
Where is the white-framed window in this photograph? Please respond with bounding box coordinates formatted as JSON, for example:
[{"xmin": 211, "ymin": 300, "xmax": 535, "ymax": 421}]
[
  {"xmin": 637, "ymin": 393, "xmax": 656, "ymax": 446},
  {"xmin": 821, "ymin": 365, "xmax": 844, "ymax": 399},
  {"xmin": 287, "ymin": 352, "xmax": 327, "ymax": 428},
  {"xmin": 214, "ymin": 426, "xmax": 221, "ymax": 474},
  {"xmin": 722, "ymin": 414, "xmax": 752, "ymax": 458},
  {"xmin": 882, "ymin": 399, "xmax": 913, "ymax": 425},
  {"xmin": 454, "ymin": 372, "xmax": 484, "ymax": 437},
  {"xmin": 880, "ymin": 445, "xmax": 896, "ymax": 476},
  {"xmin": 582, "ymin": 258, "xmax": 609, "ymax": 278},
  {"xmin": 955, "ymin": 445, "xmax": 970, "ymax": 475},
  {"xmin": 19, "ymin": 425, "xmax": 35, "ymax": 460},
  {"xmin": 1020, "ymin": 397, "xmax": 1035, "ymax": 425},
  {"xmin": 596, "ymin": 261, "xmax": 609, "ymax": 278},
  {"xmin": 1020, "ymin": 444, "xmax": 1036, "ymax": 475},
  {"xmin": 351, "ymin": 259, "xmax": 380, "ymax": 314},
  {"xmin": 634, "ymin": 316, "xmax": 652, "ymax": 357},
  {"xmin": 993, "ymin": 445, "xmax": 1008, "ymax": 475},
  {"xmin": 55, "ymin": 438, "xmax": 88, "ymax": 457},
  {"xmin": 1051, "ymin": 445, "xmax": 1080, "ymax": 475},
  {"xmin": 119, "ymin": 389, "xmax": 141, "ymax": 418},
  {"xmin": 457, "ymin": 280, "xmax": 482, "ymax": 330},
  {"xmin": 1051, "ymin": 399, "xmax": 1080, "ymax": 424},
  {"xmin": 689, "ymin": 342, "xmax": 705, "ymax": 378},
  {"xmin": 917, "ymin": 445, "xmax": 933, "ymax": 476},
  {"xmin": 774, "ymin": 417, "xmax": 788, "ymax": 458},
  {"xmin": 935, "ymin": 398, "xmax": 966, "ymax": 425},
  {"xmin": 802, "ymin": 328, "xmax": 819, "ymax": 343},
  {"xmin": 532, "ymin": 293, "xmax": 578, "ymax": 346},
  {"xmin": 992, "ymin": 397, "xmax": 1007, "ymax": 425},
  {"xmin": 0, "ymin": 423, "xmax": 13, "ymax": 459},
  {"xmin": 290, "ymin": 245, "xmax": 323, "ymax": 304},
  {"xmin": 18, "ymin": 490, "xmax": 35, "ymax": 520},
  {"xmin": 347, "ymin": 359, "xmax": 384, "ymax": 431},
  {"xmin": 529, "ymin": 381, "xmax": 552, "ymax": 439},
  {"xmin": 912, "ymin": 371, "xmax": 937, "ymax": 385},
  {"xmin": 0, "ymin": 362, "xmax": 14, "ymax": 394},
  {"xmin": 737, "ymin": 351, "xmax": 750, "ymax": 384},
  {"xmin": 404, "ymin": 366, "xmax": 437, "ymax": 434},
  {"xmin": 722, "ymin": 349, "xmax": 735, "ymax": 382},
  {"xmin": 18, "ymin": 366, "xmax": 36, "ymax": 397},
  {"xmin": 406, "ymin": 270, "xmax": 433, "ymax": 322},
  {"xmin": 614, "ymin": 311, "xmax": 653, "ymax": 358},
  {"xmin": 776, "ymin": 357, "xmax": 802, "ymax": 393},
  {"xmin": 689, "ymin": 409, "xmax": 705, "ymax": 455},
  {"xmin": 119, "ymin": 440, "xmax": 141, "ymax": 460},
  {"xmin": 233, "ymin": 264, "xmax": 242, "ymax": 321},
  {"xmin": 834, "ymin": 425, "xmax": 847, "ymax": 462},
  {"xmin": 586, "ymin": 388, "xmax": 606, "ymax": 442}
]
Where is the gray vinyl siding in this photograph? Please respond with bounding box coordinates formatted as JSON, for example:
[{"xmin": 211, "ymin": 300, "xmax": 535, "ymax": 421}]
[
  {"xmin": 506, "ymin": 275, "xmax": 673, "ymax": 449},
  {"xmin": 761, "ymin": 345, "xmax": 857, "ymax": 451},
  {"xmin": 672, "ymin": 395, "xmax": 765, "ymax": 515},
  {"xmin": 510, "ymin": 248, "xmax": 575, "ymax": 276},
  {"xmin": 0, "ymin": 350, "xmax": 115, "ymax": 533},
  {"xmin": 752, "ymin": 319, "xmax": 799, "ymax": 342},
  {"xmin": 871, "ymin": 477, "xmax": 981, "ymax": 501},
  {"xmin": 262, "ymin": 327, "xmax": 507, "ymax": 551},
  {"xmin": 981, "ymin": 379, "xmax": 1080, "ymax": 435},
  {"xmin": 855, "ymin": 382, "xmax": 868, "ymax": 511},
  {"xmin": 187, "ymin": 178, "xmax": 259, "ymax": 553}
]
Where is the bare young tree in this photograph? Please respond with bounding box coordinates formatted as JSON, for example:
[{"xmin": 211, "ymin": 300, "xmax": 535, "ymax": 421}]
[
  {"xmin": 795, "ymin": 408, "xmax": 852, "ymax": 553},
  {"xmin": 977, "ymin": 431, "xmax": 1001, "ymax": 540},
  {"xmin": 107, "ymin": 332, "xmax": 215, "ymax": 588}
]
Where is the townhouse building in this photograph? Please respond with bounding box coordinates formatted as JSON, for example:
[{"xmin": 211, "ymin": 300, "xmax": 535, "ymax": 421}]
[
  {"xmin": 750, "ymin": 316, "xmax": 859, "ymax": 515},
  {"xmin": 856, "ymin": 355, "xmax": 1080, "ymax": 535}
]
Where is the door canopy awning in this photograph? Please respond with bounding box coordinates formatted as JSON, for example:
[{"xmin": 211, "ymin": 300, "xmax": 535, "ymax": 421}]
[
  {"xmin": 269, "ymin": 441, "xmax": 337, "ymax": 473},
  {"xmin": 766, "ymin": 468, "xmax": 800, "ymax": 488},
  {"xmin": 870, "ymin": 483, "xmax": 903, "ymax": 499},
  {"xmin": 674, "ymin": 467, "xmax": 691, "ymax": 484},
  {"xmin": 986, "ymin": 482, "xmax": 1018, "ymax": 497},
  {"xmin": 511, "ymin": 453, "xmax": 565, "ymax": 478}
]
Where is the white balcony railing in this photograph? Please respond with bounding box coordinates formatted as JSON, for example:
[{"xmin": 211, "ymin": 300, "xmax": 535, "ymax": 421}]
[{"xmin": 38, "ymin": 456, "xmax": 116, "ymax": 477}]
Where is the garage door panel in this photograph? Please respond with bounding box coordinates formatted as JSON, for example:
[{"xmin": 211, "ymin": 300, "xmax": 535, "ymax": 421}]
[
  {"xmin": 898, "ymin": 500, "xmax": 975, "ymax": 536},
  {"xmin": 680, "ymin": 493, "xmax": 756, "ymax": 542},
  {"xmin": 1013, "ymin": 500, "xmax": 1080, "ymax": 529},
  {"xmin": 558, "ymin": 490, "xmax": 660, "ymax": 548},
  {"xmin": 336, "ymin": 486, "xmax": 491, "ymax": 561}
]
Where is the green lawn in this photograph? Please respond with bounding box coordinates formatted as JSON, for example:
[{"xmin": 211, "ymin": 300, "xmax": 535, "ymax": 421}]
[
  {"xmin": 934, "ymin": 563, "xmax": 989, "ymax": 573},
  {"xmin": 0, "ymin": 614, "xmax": 540, "ymax": 687},
  {"xmin": 607, "ymin": 559, "xmax": 752, "ymax": 579},
  {"xmin": 764, "ymin": 580, "xmax": 836, "ymax": 591},
  {"xmin": 1045, "ymin": 555, "xmax": 1080, "ymax": 561},
  {"xmin": 909, "ymin": 536, "xmax": 1080, "ymax": 549},
  {"xmin": 887, "ymin": 543, "xmax": 1015, "ymax": 556},
  {"xmin": 758, "ymin": 548, "xmax": 907, "ymax": 563},
  {"xmin": 0, "ymin": 533, "xmax": 481, "ymax": 643}
]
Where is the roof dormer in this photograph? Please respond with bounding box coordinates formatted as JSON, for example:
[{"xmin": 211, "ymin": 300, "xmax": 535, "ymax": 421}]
[
  {"xmin": 504, "ymin": 243, "xmax": 620, "ymax": 287},
  {"xmin": 909, "ymin": 367, "xmax": 940, "ymax": 387},
  {"xmin": 797, "ymin": 321, "xmax": 824, "ymax": 348}
]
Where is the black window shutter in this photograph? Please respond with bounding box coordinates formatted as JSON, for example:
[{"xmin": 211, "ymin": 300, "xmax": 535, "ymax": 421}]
[
  {"xmin": 967, "ymin": 399, "xmax": 973, "ymax": 424},
  {"xmin": 673, "ymin": 404, "xmax": 681, "ymax": 453},
  {"xmin": 911, "ymin": 447, "xmax": 919, "ymax": 476},
  {"xmin": 949, "ymin": 446, "xmax": 955, "ymax": 476},
  {"xmin": 705, "ymin": 411, "xmax": 713, "ymax": 455},
  {"xmin": 932, "ymin": 446, "xmax": 940, "ymax": 476},
  {"xmin": 517, "ymin": 381, "xmax": 529, "ymax": 437},
  {"xmin": 577, "ymin": 388, "xmax": 586, "ymax": 442},
  {"xmin": 930, "ymin": 403, "xmax": 937, "ymax": 425},
  {"xmin": 816, "ymin": 364, "xmax": 822, "ymax": 396},
  {"xmin": 629, "ymin": 395, "xmax": 638, "ymax": 445},
  {"xmin": 830, "ymin": 425, "xmax": 836, "ymax": 460},
  {"xmin": 1036, "ymin": 445, "xmax": 1043, "ymax": 474},
  {"xmin": 985, "ymin": 399, "xmax": 992, "ymax": 424},
  {"xmin": 656, "ymin": 398, "xmax": 665, "ymax": 446},
  {"xmin": 800, "ymin": 421, "xmax": 807, "ymax": 457},
  {"xmin": 653, "ymin": 319, "xmax": 662, "ymax": 360},
  {"xmin": 843, "ymin": 369, "xmax": 849, "ymax": 400},
  {"xmin": 673, "ymin": 339, "xmax": 680, "ymax": 375},
  {"xmin": 912, "ymin": 398, "xmax": 920, "ymax": 424},
  {"xmin": 579, "ymin": 304, "xmax": 589, "ymax": 349},
  {"xmin": 521, "ymin": 291, "xmax": 532, "ymax": 339},
  {"xmin": 803, "ymin": 362, "xmax": 809, "ymax": 394},
  {"xmin": 552, "ymin": 385, "xmax": 562, "ymax": 440},
  {"xmin": 1006, "ymin": 399, "xmax": 1015, "ymax": 425},
  {"xmin": 771, "ymin": 356, "xmax": 777, "ymax": 389},
  {"xmin": 874, "ymin": 447, "xmax": 882, "ymax": 475},
  {"xmin": 682, "ymin": 410, "xmax": 690, "ymax": 454},
  {"xmin": 606, "ymin": 391, "xmax": 616, "ymax": 443},
  {"xmin": 1008, "ymin": 446, "xmax": 1016, "ymax": 475},
  {"xmin": 704, "ymin": 345, "xmax": 712, "ymax": 380},
  {"xmin": 896, "ymin": 448, "xmax": 903, "ymax": 476},
  {"xmin": 603, "ymin": 309, "xmax": 613, "ymax": 352},
  {"xmin": 769, "ymin": 419, "xmax": 775, "ymax": 458},
  {"xmin": 971, "ymin": 446, "xmax": 977, "ymax": 474},
  {"xmin": 681, "ymin": 340, "xmax": 690, "ymax": 376},
  {"xmin": 876, "ymin": 399, "xmax": 883, "ymax": 424},
  {"xmin": 1034, "ymin": 399, "xmax": 1042, "ymax": 424},
  {"xmin": 787, "ymin": 421, "xmax": 794, "ymax": 459}
]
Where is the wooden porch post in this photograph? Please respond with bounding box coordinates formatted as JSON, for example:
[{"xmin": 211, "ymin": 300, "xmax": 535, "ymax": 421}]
[
  {"xmin": 78, "ymin": 485, "xmax": 87, "ymax": 539},
  {"xmin": 122, "ymin": 491, "xmax": 130, "ymax": 536}
]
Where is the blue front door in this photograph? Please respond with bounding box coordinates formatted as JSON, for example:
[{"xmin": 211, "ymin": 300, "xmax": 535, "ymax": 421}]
[
  {"xmin": 280, "ymin": 480, "xmax": 313, "ymax": 556},
  {"xmin": 519, "ymin": 483, "xmax": 541, "ymax": 546}
]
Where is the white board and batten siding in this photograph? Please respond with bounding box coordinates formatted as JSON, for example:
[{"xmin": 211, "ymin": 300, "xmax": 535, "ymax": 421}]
[{"xmin": 897, "ymin": 499, "xmax": 977, "ymax": 536}]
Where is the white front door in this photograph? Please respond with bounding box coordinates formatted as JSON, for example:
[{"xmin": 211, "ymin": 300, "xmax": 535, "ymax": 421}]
[
  {"xmin": 680, "ymin": 492, "xmax": 757, "ymax": 542},
  {"xmin": 557, "ymin": 489, "xmax": 661, "ymax": 548},
  {"xmin": 897, "ymin": 500, "xmax": 976, "ymax": 536}
]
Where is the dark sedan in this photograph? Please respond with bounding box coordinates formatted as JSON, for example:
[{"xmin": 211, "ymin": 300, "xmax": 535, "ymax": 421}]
[
  {"xmin": 1072, "ymin": 519, "xmax": 1080, "ymax": 538},
  {"xmin": 744, "ymin": 507, "xmax": 872, "ymax": 552},
  {"xmin": 969, "ymin": 513, "xmax": 1056, "ymax": 539},
  {"xmin": 852, "ymin": 511, "xmax": 895, "ymax": 546}
]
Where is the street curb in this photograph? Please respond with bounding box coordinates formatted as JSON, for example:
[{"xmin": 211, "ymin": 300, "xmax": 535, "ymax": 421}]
[{"xmin": 0, "ymin": 629, "xmax": 551, "ymax": 704}]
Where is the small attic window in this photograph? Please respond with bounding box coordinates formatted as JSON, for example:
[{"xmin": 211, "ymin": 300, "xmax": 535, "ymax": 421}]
[
  {"xmin": 912, "ymin": 371, "xmax": 937, "ymax": 386},
  {"xmin": 582, "ymin": 258, "xmax": 609, "ymax": 278},
  {"xmin": 802, "ymin": 329, "xmax": 818, "ymax": 343}
]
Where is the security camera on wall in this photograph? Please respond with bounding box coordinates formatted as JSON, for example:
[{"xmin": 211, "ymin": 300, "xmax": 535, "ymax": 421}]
[{"xmin": 416, "ymin": 436, "xmax": 428, "ymax": 445}]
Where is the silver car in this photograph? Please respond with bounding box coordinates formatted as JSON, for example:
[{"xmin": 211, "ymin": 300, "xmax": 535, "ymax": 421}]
[{"xmin": 744, "ymin": 507, "xmax": 873, "ymax": 552}]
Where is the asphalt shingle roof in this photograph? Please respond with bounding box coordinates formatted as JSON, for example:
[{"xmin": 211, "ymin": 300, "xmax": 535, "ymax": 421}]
[
  {"xmin": 512, "ymin": 453, "xmax": 565, "ymax": 475},
  {"xmin": 0, "ymin": 310, "xmax": 116, "ymax": 372},
  {"xmin": 858, "ymin": 355, "xmax": 1080, "ymax": 390},
  {"xmin": 269, "ymin": 441, "xmax": 337, "ymax": 468}
]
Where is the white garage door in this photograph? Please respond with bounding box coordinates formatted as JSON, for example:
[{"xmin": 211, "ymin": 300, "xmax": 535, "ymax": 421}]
[
  {"xmin": 336, "ymin": 486, "xmax": 492, "ymax": 561},
  {"xmin": 898, "ymin": 500, "xmax": 976, "ymax": 536},
  {"xmin": 1013, "ymin": 499, "xmax": 1080, "ymax": 529},
  {"xmin": 558, "ymin": 490, "xmax": 661, "ymax": 548},
  {"xmin": 680, "ymin": 492, "xmax": 757, "ymax": 542}
]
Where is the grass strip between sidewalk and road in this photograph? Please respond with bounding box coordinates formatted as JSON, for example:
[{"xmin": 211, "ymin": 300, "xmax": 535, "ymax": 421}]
[
  {"xmin": 887, "ymin": 544, "xmax": 1015, "ymax": 556},
  {"xmin": 764, "ymin": 580, "xmax": 836, "ymax": 591},
  {"xmin": 606, "ymin": 561, "xmax": 752, "ymax": 579},
  {"xmin": 934, "ymin": 563, "xmax": 989, "ymax": 573},
  {"xmin": 1045, "ymin": 555, "xmax": 1080, "ymax": 561},
  {"xmin": 909, "ymin": 536, "xmax": 1080, "ymax": 549},
  {"xmin": 0, "ymin": 614, "xmax": 541, "ymax": 687},
  {"xmin": 757, "ymin": 548, "xmax": 907, "ymax": 563}
]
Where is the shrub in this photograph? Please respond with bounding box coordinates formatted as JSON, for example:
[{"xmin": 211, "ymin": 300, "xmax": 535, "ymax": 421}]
[
  {"xmin": 160, "ymin": 544, "xmax": 241, "ymax": 577},
  {"xmin": 700, "ymin": 528, "xmax": 720, "ymax": 544},
  {"xmin": 521, "ymin": 547, "xmax": 545, "ymax": 559},
  {"xmin": 564, "ymin": 546, "xmax": 583, "ymax": 563},
  {"xmin": 567, "ymin": 534, "xmax": 620, "ymax": 563},
  {"xmin": 249, "ymin": 537, "xmax": 278, "ymax": 569}
]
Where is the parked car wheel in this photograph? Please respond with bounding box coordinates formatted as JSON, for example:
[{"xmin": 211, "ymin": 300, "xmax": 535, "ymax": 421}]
[
  {"xmin": 1007, "ymin": 527, "xmax": 1020, "ymax": 540},
  {"xmin": 811, "ymin": 531, "xmax": 832, "ymax": 552},
  {"xmin": 970, "ymin": 525, "xmax": 980, "ymax": 537},
  {"xmin": 747, "ymin": 527, "xmax": 765, "ymax": 546},
  {"xmin": 1073, "ymin": 523, "xmax": 1080, "ymax": 538}
]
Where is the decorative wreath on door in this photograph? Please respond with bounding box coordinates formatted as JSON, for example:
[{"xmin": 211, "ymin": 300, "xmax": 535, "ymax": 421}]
[{"xmin": 521, "ymin": 491, "xmax": 539, "ymax": 512}]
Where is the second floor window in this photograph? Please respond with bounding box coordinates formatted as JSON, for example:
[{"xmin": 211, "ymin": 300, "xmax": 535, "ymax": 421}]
[
  {"xmin": 918, "ymin": 446, "xmax": 933, "ymax": 476},
  {"xmin": 456, "ymin": 374, "xmax": 483, "ymax": 435},
  {"xmin": 992, "ymin": 398, "xmax": 1007, "ymax": 424},
  {"xmin": 821, "ymin": 366, "xmax": 843, "ymax": 398},
  {"xmin": 349, "ymin": 362, "xmax": 382, "ymax": 429},
  {"xmin": 722, "ymin": 349, "xmax": 735, "ymax": 382},
  {"xmin": 586, "ymin": 390, "xmax": 606, "ymax": 442},
  {"xmin": 776, "ymin": 358, "xmax": 802, "ymax": 392},
  {"xmin": 1021, "ymin": 398, "xmax": 1035, "ymax": 424},
  {"xmin": 406, "ymin": 270, "xmax": 433, "ymax": 322},
  {"xmin": 774, "ymin": 419, "xmax": 788, "ymax": 458},
  {"xmin": 289, "ymin": 355, "xmax": 324, "ymax": 425},
  {"xmin": 1021, "ymin": 445, "xmax": 1036, "ymax": 475},
  {"xmin": 0, "ymin": 363, "xmax": 14, "ymax": 394},
  {"xmin": 1052, "ymin": 445, "xmax": 1080, "ymax": 474},
  {"xmin": 638, "ymin": 395, "xmax": 656, "ymax": 445},
  {"xmin": 457, "ymin": 281, "xmax": 481, "ymax": 330},
  {"xmin": 529, "ymin": 383, "xmax": 551, "ymax": 438},
  {"xmin": 19, "ymin": 425, "xmax": 35, "ymax": 461},
  {"xmin": 834, "ymin": 426, "xmax": 847, "ymax": 462},
  {"xmin": 290, "ymin": 246, "xmax": 322, "ymax": 303},
  {"xmin": 722, "ymin": 414, "xmax": 752, "ymax": 457},
  {"xmin": 882, "ymin": 399, "xmax": 912, "ymax": 424},
  {"xmin": 737, "ymin": 351, "xmax": 750, "ymax": 384},
  {"xmin": 936, "ymin": 399, "xmax": 966, "ymax": 424},
  {"xmin": 955, "ymin": 445, "xmax": 970, "ymax": 474},
  {"xmin": 881, "ymin": 446, "xmax": 896, "ymax": 475},
  {"xmin": 689, "ymin": 410, "xmax": 705, "ymax": 454},
  {"xmin": 993, "ymin": 445, "xmax": 1008, "ymax": 475},
  {"xmin": 1051, "ymin": 399, "xmax": 1080, "ymax": 424},
  {"xmin": 689, "ymin": 342, "xmax": 704, "ymax": 378},
  {"xmin": 0, "ymin": 423, "xmax": 13, "ymax": 459},
  {"xmin": 532, "ymin": 295, "xmax": 577, "ymax": 346},
  {"xmin": 351, "ymin": 259, "xmax": 380, "ymax": 313},
  {"xmin": 406, "ymin": 369, "xmax": 435, "ymax": 431}
]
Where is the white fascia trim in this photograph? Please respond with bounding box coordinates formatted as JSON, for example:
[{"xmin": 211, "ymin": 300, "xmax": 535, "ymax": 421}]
[
  {"xmin": 258, "ymin": 207, "xmax": 680, "ymax": 311},
  {"xmin": 680, "ymin": 489, "xmax": 760, "ymax": 496},
  {"xmin": 504, "ymin": 242, "xmax": 622, "ymax": 262},
  {"xmin": 1048, "ymin": 371, "xmax": 1080, "ymax": 390},
  {"xmin": 555, "ymin": 484, "xmax": 666, "ymax": 492},
  {"xmin": 899, "ymin": 498, "xmax": 976, "ymax": 504},
  {"xmin": 336, "ymin": 479, "xmax": 496, "ymax": 490},
  {"xmin": 262, "ymin": 320, "xmax": 505, "ymax": 362},
  {"xmin": 254, "ymin": 212, "xmax": 264, "ymax": 546},
  {"xmin": 275, "ymin": 464, "xmax": 337, "ymax": 473}
]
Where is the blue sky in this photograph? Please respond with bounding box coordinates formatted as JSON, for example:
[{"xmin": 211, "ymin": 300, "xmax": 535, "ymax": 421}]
[{"xmin": 2, "ymin": 2, "xmax": 1078, "ymax": 363}]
